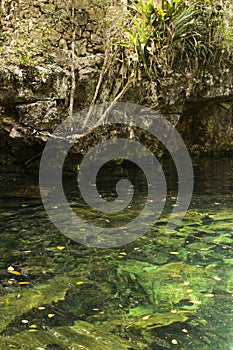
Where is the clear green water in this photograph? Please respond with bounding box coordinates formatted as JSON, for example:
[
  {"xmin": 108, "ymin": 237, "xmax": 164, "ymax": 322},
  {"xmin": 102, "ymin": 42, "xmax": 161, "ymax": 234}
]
[{"xmin": 0, "ymin": 158, "xmax": 232, "ymax": 349}]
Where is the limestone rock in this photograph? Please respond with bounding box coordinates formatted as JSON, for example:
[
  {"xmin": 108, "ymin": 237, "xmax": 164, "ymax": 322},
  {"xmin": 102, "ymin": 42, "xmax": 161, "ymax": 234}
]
[{"xmin": 17, "ymin": 100, "xmax": 59, "ymax": 131}]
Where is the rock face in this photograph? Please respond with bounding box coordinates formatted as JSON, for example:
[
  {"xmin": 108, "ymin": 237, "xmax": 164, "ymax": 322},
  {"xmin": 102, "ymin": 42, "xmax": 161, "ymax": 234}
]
[
  {"xmin": 157, "ymin": 68, "xmax": 233, "ymax": 155},
  {"xmin": 0, "ymin": 0, "xmax": 232, "ymax": 168},
  {"xmin": 0, "ymin": 64, "xmax": 70, "ymax": 126}
]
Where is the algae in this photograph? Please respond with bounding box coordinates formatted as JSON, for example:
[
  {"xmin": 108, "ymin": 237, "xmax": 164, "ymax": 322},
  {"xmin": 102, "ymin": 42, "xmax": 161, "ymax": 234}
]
[
  {"xmin": 0, "ymin": 199, "xmax": 232, "ymax": 349},
  {"xmin": 0, "ymin": 320, "xmax": 139, "ymax": 350}
]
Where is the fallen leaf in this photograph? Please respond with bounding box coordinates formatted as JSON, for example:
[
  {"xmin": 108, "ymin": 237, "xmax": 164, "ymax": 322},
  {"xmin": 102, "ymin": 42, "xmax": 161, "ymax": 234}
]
[
  {"xmin": 29, "ymin": 324, "xmax": 38, "ymax": 329},
  {"xmin": 7, "ymin": 270, "xmax": 21, "ymax": 276},
  {"xmin": 56, "ymin": 246, "xmax": 65, "ymax": 251}
]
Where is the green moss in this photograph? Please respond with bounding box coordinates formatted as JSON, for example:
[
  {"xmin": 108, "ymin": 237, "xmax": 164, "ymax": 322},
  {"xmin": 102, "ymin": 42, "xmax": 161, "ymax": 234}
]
[
  {"xmin": 0, "ymin": 208, "xmax": 232, "ymax": 348},
  {"xmin": 0, "ymin": 272, "xmax": 83, "ymax": 333},
  {"xmin": 0, "ymin": 320, "xmax": 139, "ymax": 349}
]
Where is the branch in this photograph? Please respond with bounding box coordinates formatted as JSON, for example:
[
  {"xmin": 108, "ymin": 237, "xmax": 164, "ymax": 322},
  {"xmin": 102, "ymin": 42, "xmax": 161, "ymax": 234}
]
[
  {"xmin": 94, "ymin": 77, "xmax": 133, "ymax": 127},
  {"xmin": 67, "ymin": 3, "xmax": 76, "ymax": 128},
  {"xmin": 82, "ymin": 44, "xmax": 117, "ymax": 129}
]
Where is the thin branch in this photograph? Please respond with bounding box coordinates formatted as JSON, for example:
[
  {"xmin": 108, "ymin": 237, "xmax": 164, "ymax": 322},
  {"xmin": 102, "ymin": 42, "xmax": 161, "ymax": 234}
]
[
  {"xmin": 82, "ymin": 44, "xmax": 118, "ymax": 129},
  {"xmin": 67, "ymin": 2, "xmax": 76, "ymax": 128},
  {"xmin": 95, "ymin": 77, "xmax": 133, "ymax": 127}
]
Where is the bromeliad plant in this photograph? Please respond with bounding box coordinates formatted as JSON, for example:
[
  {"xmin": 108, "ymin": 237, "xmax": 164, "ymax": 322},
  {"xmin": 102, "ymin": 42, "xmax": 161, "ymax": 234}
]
[{"xmin": 118, "ymin": 0, "xmax": 229, "ymax": 79}]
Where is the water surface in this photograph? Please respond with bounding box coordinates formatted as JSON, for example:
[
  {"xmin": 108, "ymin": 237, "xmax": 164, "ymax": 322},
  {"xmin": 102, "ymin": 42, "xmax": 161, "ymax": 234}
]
[{"xmin": 0, "ymin": 157, "xmax": 232, "ymax": 349}]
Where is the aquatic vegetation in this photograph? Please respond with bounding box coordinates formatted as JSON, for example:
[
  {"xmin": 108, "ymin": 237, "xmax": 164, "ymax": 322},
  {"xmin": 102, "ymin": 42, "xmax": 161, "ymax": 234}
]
[
  {"xmin": 117, "ymin": 260, "xmax": 216, "ymax": 314},
  {"xmin": 0, "ymin": 320, "xmax": 139, "ymax": 350},
  {"xmin": 0, "ymin": 168, "xmax": 232, "ymax": 349},
  {"xmin": 0, "ymin": 272, "xmax": 81, "ymax": 333}
]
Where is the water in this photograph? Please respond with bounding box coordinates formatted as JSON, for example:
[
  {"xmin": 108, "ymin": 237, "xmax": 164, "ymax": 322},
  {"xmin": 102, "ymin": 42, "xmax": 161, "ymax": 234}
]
[{"xmin": 0, "ymin": 157, "xmax": 232, "ymax": 349}]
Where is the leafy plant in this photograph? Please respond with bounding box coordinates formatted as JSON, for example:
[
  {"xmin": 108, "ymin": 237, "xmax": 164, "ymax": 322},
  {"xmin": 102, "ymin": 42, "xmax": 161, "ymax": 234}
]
[{"xmin": 117, "ymin": 0, "xmax": 232, "ymax": 78}]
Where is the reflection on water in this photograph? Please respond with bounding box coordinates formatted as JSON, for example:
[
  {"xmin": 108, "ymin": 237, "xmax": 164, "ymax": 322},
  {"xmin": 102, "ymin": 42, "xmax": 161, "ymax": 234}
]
[{"xmin": 0, "ymin": 157, "xmax": 232, "ymax": 349}]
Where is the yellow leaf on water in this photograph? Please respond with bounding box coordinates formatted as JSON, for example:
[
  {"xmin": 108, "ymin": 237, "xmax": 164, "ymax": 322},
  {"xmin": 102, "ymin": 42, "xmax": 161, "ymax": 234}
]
[
  {"xmin": 48, "ymin": 314, "xmax": 55, "ymax": 318},
  {"xmin": 170, "ymin": 273, "xmax": 182, "ymax": 278},
  {"xmin": 180, "ymin": 281, "xmax": 190, "ymax": 286},
  {"xmin": 29, "ymin": 324, "xmax": 38, "ymax": 329},
  {"xmin": 190, "ymin": 300, "xmax": 202, "ymax": 305},
  {"xmin": 56, "ymin": 246, "xmax": 65, "ymax": 251},
  {"xmin": 142, "ymin": 315, "xmax": 150, "ymax": 320},
  {"xmin": 213, "ymin": 276, "xmax": 221, "ymax": 281},
  {"xmin": 182, "ymin": 328, "xmax": 188, "ymax": 333},
  {"xmin": 7, "ymin": 270, "xmax": 21, "ymax": 276},
  {"xmin": 204, "ymin": 293, "xmax": 215, "ymax": 298},
  {"xmin": 186, "ymin": 289, "xmax": 193, "ymax": 294}
]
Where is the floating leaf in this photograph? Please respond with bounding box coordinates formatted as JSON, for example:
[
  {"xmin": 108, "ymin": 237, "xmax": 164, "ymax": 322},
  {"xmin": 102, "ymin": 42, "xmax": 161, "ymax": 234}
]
[
  {"xmin": 29, "ymin": 324, "xmax": 38, "ymax": 329},
  {"xmin": 57, "ymin": 246, "xmax": 65, "ymax": 251},
  {"xmin": 7, "ymin": 270, "xmax": 21, "ymax": 276}
]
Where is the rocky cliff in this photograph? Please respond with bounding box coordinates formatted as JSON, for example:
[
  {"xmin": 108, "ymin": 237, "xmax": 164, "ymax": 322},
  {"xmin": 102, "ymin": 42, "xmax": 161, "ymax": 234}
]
[{"xmin": 0, "ymin": 0, "xmax": 232, "ymax": 169}]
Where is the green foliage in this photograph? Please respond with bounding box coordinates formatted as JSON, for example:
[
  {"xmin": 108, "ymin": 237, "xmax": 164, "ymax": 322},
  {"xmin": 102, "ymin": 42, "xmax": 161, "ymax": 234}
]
[{"xmin": 118, "ymin": 0, "xmax": 232, "ymax": 78}]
